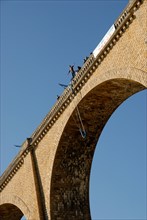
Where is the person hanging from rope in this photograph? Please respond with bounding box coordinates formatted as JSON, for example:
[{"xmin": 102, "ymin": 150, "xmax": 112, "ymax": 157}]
[{"xmin": 68, "ymin": 65, "xmax": 76, "ymax": 80}]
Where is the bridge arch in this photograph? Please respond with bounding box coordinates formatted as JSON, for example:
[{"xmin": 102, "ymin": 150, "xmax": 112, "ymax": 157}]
[
  {"xmin": 0, "ymin": 195, "xmax": 30, "ymax": 220},
  {"xmin": 50, "ymin": 67, "xmax": 146, "ymax": 219}
]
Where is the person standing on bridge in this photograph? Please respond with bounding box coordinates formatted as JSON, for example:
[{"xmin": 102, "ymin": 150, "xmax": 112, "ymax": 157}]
[{"xmin": 68, "ymin": 65, "xmax": 76, "ymax": 80}]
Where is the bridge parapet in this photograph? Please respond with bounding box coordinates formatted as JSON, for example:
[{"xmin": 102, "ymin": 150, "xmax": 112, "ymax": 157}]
[{"xmin": 0, "ymin": 0, "xmax": 144, "ymax": 192}]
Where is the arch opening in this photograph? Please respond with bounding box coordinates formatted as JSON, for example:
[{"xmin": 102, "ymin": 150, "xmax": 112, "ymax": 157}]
[
  {"xmin": 0, "ymin": 203, "xmax": 24, "ymax": 220},
  {"xmin": 90, "ymin": 89, "xmax": 146, "ymax": 219},
  {"xmin": 50, "ymin": 78, "xmax": 146, "ymax": 220}
]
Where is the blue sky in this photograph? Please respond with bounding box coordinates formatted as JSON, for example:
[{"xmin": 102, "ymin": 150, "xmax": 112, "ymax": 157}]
[{"xmin": 0, "ymin": 0, "xmax": 146, "ymax": 219}]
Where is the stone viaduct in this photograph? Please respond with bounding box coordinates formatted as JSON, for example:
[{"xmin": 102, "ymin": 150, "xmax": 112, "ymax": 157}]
[{"xmin": 0, "ymin": 0, "xmax": 147, "ymax": 219}]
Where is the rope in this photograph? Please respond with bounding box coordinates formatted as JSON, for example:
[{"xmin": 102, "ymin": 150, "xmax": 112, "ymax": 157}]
[
  {"xmin": 67, "ymin": 81, "xmax": 87, "ymax": 139},
  {"xmin": 75, "ymin": 105, "xmax": 86, "ymax": 139}
]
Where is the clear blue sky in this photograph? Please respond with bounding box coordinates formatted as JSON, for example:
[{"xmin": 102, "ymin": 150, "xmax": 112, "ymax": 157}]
[{"xmin": 0, "ymin": 1, "xmax": 146, "ymax": 219}]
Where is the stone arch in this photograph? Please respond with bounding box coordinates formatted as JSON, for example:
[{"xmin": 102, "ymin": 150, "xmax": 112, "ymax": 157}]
[
  {"xmin": 50, "ymin": 67, "xmax": 146, "ymax": 220},
  {"xmin": 0, "ymin": 203, "xmax": 23, "ymax": 220},
  {"xmin": 87, "ymin": 67, "xmax": 147, "ymax": 95},
  {"xmin": 0, "ymin": 195, "xmax": 30, "ymax": 220}
]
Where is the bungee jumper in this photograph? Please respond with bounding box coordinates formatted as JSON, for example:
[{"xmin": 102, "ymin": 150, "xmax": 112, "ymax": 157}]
[{"xmin": 68, "ymin": 65, "xmax": 76, "ymax": 79}]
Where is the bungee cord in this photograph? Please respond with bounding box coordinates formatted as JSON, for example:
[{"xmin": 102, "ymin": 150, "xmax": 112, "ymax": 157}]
[
  {"xmin": 59, "ymin": 77, "xmax": 86, "ymax": 139},
  {"xmin": 75, "ymin": 105, "xmax": 86, "ymax": 139}
]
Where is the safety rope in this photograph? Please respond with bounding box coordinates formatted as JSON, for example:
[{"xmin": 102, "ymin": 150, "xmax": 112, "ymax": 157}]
[
  {"xmin": 75, "ymin": 106, "xmax": 86, "ymax": 138},
  {"xmin": 59, "ymin": 81, "xmax": 86, "ymax": 138}
]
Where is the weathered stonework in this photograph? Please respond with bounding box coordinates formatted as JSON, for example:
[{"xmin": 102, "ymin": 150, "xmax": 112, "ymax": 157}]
[{"xmin": 0, "ymin": 0, "xmax": 147, "ymax": 219}]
